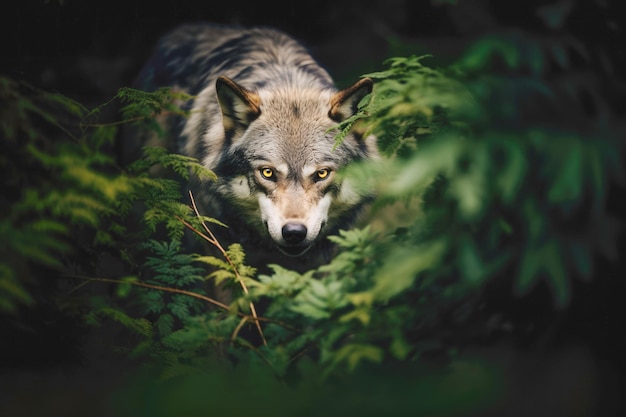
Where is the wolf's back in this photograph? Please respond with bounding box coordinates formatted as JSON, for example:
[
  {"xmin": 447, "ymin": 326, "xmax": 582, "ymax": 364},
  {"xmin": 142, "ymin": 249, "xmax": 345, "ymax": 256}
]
[{"xmin": 135, "ymin": 23, "xmax": 334, "ymax": 96}]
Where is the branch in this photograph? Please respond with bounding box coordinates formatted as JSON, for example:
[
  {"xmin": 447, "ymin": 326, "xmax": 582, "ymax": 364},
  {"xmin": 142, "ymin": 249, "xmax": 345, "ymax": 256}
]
[
  {"xmin": 66, "ymin": 274, "xmax": 231, "ymax": 311},
  {"xmin": 80, "ymin": 107, "xmax": 195, "ymax": 129},
  {"xmin": 184, "ymin": 190, "xmax": 267, "ymax": 346},
  {"xmin": 231, "ymin": 316, "xmax": 250, "ymax": 344},
  {"xmin": 65, "ymin": 274, "xmax": 301, "ymax": 332}
]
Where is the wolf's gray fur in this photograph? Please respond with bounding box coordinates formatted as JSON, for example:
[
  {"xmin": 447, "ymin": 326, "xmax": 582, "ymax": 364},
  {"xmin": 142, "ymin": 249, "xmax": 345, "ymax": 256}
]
[{"xmin": 132, "ymin": 23, "xmax": 378, "ymax": 272}]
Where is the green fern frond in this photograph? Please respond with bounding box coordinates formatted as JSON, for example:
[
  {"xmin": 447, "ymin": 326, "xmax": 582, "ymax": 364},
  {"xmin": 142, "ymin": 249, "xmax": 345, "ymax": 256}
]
[
  {"xmin": 132, "ymin": 146, "xmax": 216, "ymax": 181},
  {"xmin": 86, "ymin": 303, "xmax": 153, "ymax": 338},
  {"xmin": 116, "ymin": 86, "xmax": 194, "ymax": 121}
]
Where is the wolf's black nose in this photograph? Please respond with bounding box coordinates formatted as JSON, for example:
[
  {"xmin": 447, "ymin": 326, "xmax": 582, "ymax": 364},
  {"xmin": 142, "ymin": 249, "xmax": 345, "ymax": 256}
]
[{"xmin": 282, "ymin": 223, "xmax": 307, "ymax": 244}]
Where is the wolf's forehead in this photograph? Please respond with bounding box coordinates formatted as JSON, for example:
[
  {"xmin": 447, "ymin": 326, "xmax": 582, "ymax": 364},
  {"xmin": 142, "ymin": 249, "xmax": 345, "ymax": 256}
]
[
  {"xmin": 260, "ymin": 87, "xmax": 333, "ymax": 116},
  {"xmin": 240, "ymin": 88, "xmax": 349, "ymax": 167},
  {"xmin": 244, "ymin": 132, "xmax": 343, "ymax": 168},
  {"xmin": 249, "ymin": 142, "xmax": 339, "ymax": 167},
  {"xmin": 249, "ymin": 96, "xmax": 337, "ymax": 145}
]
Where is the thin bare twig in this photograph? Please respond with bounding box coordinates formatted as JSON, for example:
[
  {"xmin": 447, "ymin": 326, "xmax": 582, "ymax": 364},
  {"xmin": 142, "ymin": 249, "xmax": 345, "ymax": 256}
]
[
  {"xmin": 231, "ymin": 316, "xmax": 250, "ymax": 343},
  {"xmin": 64, "ymin": 274, "xmax": 301, "ymax": 332},
  {"xmin": 186, "ymin": 190, "xmax": 267, "ymax": 346},
  {"xmin": 65, "ymin": 274, "xmax": 230, "ymax": 311},
  {"xmin": 79, "ymin": 115, "xmax": 152, "ymax": 129}
]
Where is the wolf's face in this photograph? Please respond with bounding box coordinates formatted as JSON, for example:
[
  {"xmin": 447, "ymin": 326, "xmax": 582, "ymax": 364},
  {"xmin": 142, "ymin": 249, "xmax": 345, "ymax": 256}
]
[
  {"xmin": 212, "ymin": 76, "xmax": 377, "ymax": 256},
  {"xmin": 252, "ymin": 160, "xmax": 336, "ymax": 256}
]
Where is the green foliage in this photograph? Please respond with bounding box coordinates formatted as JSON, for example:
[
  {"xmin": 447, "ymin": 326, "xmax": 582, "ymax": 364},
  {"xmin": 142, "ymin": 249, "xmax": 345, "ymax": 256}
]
[
  {"xmin": 137, "ymin": 240, "xmax": 207, "ymax": 337},
  {"xmin": 0, "ymin": 78, "xmax": 216, "ymax": 313},
  {"xmin": 129, "ymin": 146, "xmax": 216, "ymax": 182},
  {"xmin": 196, "ymin": 243, "xmax": 256, "ymax": 286},
  {"xmin": 354, "ymin": 35, "xmax": 624, "ymax": 310},
  {"xmin": 113, "ymin": 87, "xmax": 194, "ymax": 136},
  {"xmin": 2, "ymin": 9, "xmax": 624, "ymax": 414},
  {"xmin": 85, "ymin": 295, "xmax": 154, "ymax": 339},
  {"xmin": 1, "ymin": 77, "xmax": 109, "ymax": 312}
]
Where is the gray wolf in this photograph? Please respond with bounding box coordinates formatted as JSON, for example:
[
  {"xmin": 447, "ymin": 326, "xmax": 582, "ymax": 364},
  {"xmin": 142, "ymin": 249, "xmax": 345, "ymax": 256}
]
[{"xmin": 132, "ymin": 23, "xmax": 378, "ymax": 272}]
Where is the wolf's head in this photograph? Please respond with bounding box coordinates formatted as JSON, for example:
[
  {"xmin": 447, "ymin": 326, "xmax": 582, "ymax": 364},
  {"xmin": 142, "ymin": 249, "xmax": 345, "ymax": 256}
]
[{"xmin": 206, "ymin": 76, "xmax": 378, "ymax": 257}]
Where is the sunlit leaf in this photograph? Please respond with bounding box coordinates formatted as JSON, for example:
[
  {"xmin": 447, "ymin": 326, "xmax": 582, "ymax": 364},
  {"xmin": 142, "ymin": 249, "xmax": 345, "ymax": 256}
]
[
  {"xmin": 371, "ymin": 240, "xmax": 446, "ymax": 302},
  {"xmin": 330, "ymin": 343, "xmax": 384, "ymax": 372},
  {"xmin": 116, "ymin": 276, "xmax": 137, "ymax": 298}
]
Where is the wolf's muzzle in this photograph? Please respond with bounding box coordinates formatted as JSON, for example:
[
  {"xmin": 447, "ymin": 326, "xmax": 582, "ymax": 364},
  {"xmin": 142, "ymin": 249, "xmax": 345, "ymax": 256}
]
[
  {"xmin": 277, "ymin": 223, "xmax": 313, "ymax": 257},
  {"xmin": 282, "ymin": 223, "xmax": 307, "ymax": 245}
]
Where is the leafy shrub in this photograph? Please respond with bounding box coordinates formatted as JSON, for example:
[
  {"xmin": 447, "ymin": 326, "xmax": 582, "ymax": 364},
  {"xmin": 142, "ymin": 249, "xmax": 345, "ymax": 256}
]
[{"xmin": 1, "ymin": 12, "xmax": 624, "ymax": 415}]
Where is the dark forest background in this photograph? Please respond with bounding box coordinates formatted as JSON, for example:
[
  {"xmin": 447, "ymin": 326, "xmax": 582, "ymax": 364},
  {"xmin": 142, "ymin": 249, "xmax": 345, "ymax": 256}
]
[
  {"xmin": 1, "ymin": 1, "xmax": 625, "ymax": 416},
  {"xmin": 6, "ymin": 0, "xmax": 622, "ymax": 107}
]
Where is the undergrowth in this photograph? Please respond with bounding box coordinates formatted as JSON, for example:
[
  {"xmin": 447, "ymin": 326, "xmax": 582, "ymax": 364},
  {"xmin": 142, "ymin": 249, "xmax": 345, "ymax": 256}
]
[{"xmin": 1, "ymin": 13, "xmax": 624, "ymax": 415}]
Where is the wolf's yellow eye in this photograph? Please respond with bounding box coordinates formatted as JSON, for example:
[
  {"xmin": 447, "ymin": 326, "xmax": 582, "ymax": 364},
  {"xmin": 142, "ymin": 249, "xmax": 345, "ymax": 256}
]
[
  {"xmin": 316, "ymin": 169, "xmax": 330, "ymax": 180},
  {"xmin": 260, "ymin": 168, "xmax": 275, "ymax": 179}
]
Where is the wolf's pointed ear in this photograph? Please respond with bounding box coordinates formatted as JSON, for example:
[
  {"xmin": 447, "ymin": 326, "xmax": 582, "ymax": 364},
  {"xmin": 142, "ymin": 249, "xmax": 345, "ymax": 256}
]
[
  {"xmin": 328, "ymin": 77, "xmax": 373, "ymax": 122},
  {"xmin": 216, "ymin": 76, "xmax": 261, "ymax": 134}
]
